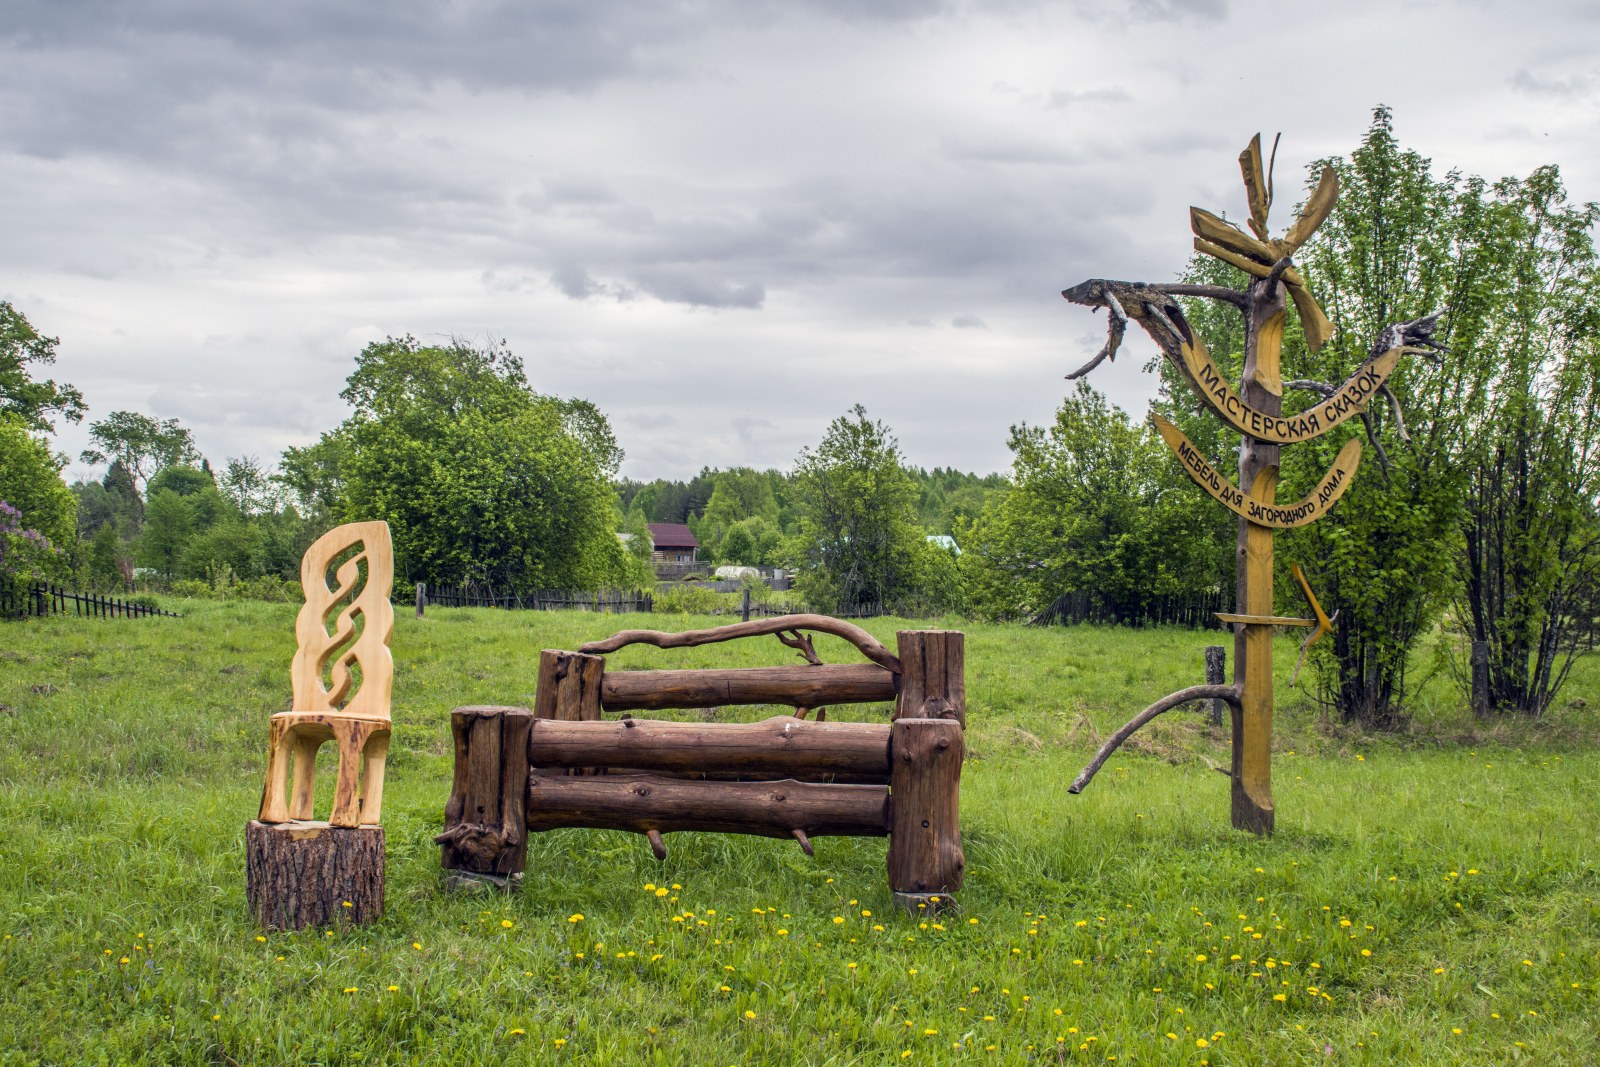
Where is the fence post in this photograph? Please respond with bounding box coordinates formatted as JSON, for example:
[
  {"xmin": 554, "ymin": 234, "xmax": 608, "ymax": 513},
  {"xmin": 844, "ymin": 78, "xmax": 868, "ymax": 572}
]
[
  {"xmin": 895, "ymin": 631, "xmax": 966, "ymax": 728},
  {"xmin": 887, "ymin": 717, "xmax": 964, "ymax": 910},
  {"xmin": 1205, "ymin": 646, "xmax": 1226, "ymax": 726},
  {"xmin": 1470, "ymin": 640, "xmax": 1490, "ymax": 719},
  {"xmin": 416, "ymin": 582, "xmax": 426, "ymax": 619},
  {"xmin": 437, "ymin": 705, "xmax": 532, "ymax": 889},
  {"xmin": 741, "ymin": 587, "xmax": 751, "ymax": 623}
]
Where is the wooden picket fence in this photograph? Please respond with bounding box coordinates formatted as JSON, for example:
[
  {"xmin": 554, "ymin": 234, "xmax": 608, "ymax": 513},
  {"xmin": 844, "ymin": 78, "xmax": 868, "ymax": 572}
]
[
  {"xmin": 1029, "ymin": 588, "xmax": 1226, "ymax": 630},
  {"xmin": 1, "ymin": 583, "xmax": 181, "ymax": 620},
  {"xmin": 417, "ymin": 583, "xmax": 652, "ymax": 614}
]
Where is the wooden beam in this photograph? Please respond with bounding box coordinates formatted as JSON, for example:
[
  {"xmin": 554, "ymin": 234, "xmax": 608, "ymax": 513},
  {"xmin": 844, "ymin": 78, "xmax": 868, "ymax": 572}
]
[
  {"xmin": 599, "ymin": 663, "xmax": 897, "ymax": 712},
  {"xmin": 1215, "ymin": 613, "xmax": 1315, "ymax": 628},
  {"xmin": 525, "ymin": 774, "xmax": 891, "ymax": 839},
  {"xmin": 527, "ymin": 715, "xmax": 891, "ymax": 781}
]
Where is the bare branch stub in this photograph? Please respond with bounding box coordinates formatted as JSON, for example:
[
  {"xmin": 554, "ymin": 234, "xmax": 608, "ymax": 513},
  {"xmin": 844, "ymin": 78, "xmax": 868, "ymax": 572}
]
[{"xmin": 777, "ymin": 629, "xmax": 823, "ymax": 666}]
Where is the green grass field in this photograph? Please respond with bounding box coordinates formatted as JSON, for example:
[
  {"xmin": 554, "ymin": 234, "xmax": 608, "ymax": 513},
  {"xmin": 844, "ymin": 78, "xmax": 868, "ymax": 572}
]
[{"xmin": 1, "ymin": 601, "xmax": 1597, "ymax": 1065}]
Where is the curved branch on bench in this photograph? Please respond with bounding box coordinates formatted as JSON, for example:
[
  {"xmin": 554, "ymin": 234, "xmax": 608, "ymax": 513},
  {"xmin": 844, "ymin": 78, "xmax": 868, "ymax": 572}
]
[
  {"xmin": 1068, "ymin": 684, "xmax": 1242, "ymax": 794},
  {"xmin": 580, "ymin": 614, "xmax": 902, "ymax": 674}
]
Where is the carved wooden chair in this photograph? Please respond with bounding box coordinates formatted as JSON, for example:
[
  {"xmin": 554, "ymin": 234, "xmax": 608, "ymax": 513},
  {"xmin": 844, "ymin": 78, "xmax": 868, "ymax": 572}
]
[{"xmin": 258, "ymin": 521, "xmax": 394, "ymax": 827}]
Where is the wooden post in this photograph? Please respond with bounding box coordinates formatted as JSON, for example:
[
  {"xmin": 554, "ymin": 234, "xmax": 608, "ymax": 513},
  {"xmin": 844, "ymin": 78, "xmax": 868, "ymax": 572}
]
[
  {"xmin": 534, "ymin": 650, "xmax": 605, "ymax": 721},
  {"xmin": 1231, "ymin": 276, "xmax": 1286, "ymax": 836},
  {"xmin": 887, "ymin": 717, "xmax": 964, "ymax": 911},
  {"xmin": 246, "ymin": 821, "xmax": 384, "ymax": 929},
  {"xmin": 416, "ymin": 581, "xmax": 426, "ymax": 619},
  {"xmin": 1470, "ymin": 640, "xmax": 1490, "ymax": 719},
  {"xmin": 1205, "ymin": 646, "xmax": 1226, "ymax": 726},
  {"xmin": 741, "ymin": 586, "xmax": 752, "ymax": 622},
  {"xmin": 437, "ymin": 706, "xmax": 533, "ymax": 889},
  {"xmin": 895, "ymin": 631, "xmax": 966, "ymax": 728}
]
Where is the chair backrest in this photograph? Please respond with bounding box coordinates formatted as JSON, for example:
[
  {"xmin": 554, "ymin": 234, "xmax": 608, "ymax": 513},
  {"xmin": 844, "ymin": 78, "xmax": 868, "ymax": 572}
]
[{"xmin": 291, "ymin": 521, "xmax": 395, "ymax": 719}]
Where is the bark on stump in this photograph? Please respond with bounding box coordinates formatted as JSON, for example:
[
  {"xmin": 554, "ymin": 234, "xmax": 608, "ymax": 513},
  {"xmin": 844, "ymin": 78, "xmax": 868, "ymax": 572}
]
[
  {"xmin": 887, "ymin": 717, "xmax": 964, "ymax": 912},
  {"xmin": 245, "ymin": 820, "xmax": 384, "ymax": 930}
]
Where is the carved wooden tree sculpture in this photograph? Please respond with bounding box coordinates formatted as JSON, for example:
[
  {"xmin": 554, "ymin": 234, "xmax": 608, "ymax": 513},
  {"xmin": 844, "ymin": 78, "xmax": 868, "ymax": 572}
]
[
  {"xmin": 246, "ymin": 521, "xmax": 395, "ymax": 928},
  {"xmin": 1061, "ymin": 136, "xmax": 1442, "ymax": 835}
]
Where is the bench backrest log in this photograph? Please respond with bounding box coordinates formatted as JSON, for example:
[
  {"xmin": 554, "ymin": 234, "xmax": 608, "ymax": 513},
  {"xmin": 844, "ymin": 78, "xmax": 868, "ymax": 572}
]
[{"xmin": 436, "ymin": 619, "xmax": 965, "ymax": 903}]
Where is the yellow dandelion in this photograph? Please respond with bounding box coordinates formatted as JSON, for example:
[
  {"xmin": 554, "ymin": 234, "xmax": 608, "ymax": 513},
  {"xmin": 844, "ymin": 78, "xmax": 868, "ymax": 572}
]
[
  {"xmin": 501, "ymin": 919, "xmax": 514, "ymax": 929},
  {"xmin": 745, "ymin": 1010, "xmax": 757, "ymax": 1019},
  {"xmin": 568, "ymin": 914, "xmax": 584, "ymax": 923}
]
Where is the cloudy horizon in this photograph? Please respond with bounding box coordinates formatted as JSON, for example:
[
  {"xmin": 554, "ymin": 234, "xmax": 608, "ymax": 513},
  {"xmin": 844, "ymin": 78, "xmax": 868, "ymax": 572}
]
[{"xmin": 6, "ymin": 0, "xmax": 1598, "ymax": 484}]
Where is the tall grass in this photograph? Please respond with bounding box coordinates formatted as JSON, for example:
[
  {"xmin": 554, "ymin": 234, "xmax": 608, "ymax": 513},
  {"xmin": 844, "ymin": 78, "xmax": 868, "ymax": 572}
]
[{"xmin": 0, "ymin": 601, "xmax": 1595, "ymax": 1064}]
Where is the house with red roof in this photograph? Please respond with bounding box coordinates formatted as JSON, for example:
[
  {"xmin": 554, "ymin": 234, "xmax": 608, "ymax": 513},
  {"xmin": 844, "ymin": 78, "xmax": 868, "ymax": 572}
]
[{"xmin": 645, "ymin": 523, "xmax": 698, "ymax": 563}]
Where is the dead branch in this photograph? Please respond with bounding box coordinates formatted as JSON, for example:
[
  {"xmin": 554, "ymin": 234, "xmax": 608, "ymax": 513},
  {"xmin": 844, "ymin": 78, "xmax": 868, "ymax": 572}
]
[
  {"xmin": 1068, "ymin": 684, "xmax": 1241, "ymax": 794},
  {"xmin": 777, "ymin": 629, "xmax": 823, "ymax": 666},
  {"xmin": 1283, "ymin": 379, "xmax": 1335, "ymax": 398},
  {"xmin": 1065, "ymin": 289, "xmax": 1129, "ymax": 380},
  {"xmin": 1159, "ymin": 283, "xmax": 1250, "ymax": 310},
  {"xmin": 1381, "ymin": 383, "xmax": 1411, "ymax": 443},
  {"xmin": 581, "ymin": 614, "xmax": 901, "ymax": 673},
  {"xmin": 1371, "ymin": 310, "xmax": 1446, "ymax": 358}
]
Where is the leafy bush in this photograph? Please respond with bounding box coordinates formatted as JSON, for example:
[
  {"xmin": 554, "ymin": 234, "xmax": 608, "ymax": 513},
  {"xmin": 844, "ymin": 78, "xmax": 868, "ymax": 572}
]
[{"xmin": 654, "ymin": 583, "xmax": 732, "ymax": 615}]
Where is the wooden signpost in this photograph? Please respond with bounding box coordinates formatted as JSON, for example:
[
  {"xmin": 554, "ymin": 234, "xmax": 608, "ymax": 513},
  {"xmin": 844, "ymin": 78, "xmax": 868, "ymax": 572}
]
[
  {"xmin": 1061, "ymin": 136, "xmax": 1443, "ymax": 834},
  {"xmin": 247, "ymin": 521, "xmax": 395, "ymax": 928}
]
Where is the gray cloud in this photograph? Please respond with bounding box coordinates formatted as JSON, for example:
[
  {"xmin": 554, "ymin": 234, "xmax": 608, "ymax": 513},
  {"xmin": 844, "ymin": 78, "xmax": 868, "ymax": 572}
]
[{"xmin": 7, "ymin": 1, "xmax": 1599, "ymax": 480}]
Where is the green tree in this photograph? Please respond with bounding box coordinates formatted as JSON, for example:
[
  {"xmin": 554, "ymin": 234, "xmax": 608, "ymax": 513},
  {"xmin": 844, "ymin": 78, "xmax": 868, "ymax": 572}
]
[
  {"xmin": 0, "ymin": 415, "xmax": 76, "ymax": 549},
  {"xmin": 1452, "ymin": 166, "xmax": 1600, "ymax": 715},
  {"xmin": 221, "ymin": 455, "xmax": 276, "ymax": 516},
  {"xmin": 0, "ymin": 415, "xmax": 76, "ymax": 598},
  {"xmin": 0, "ymin": 302, "xmax": 85, "ymax": 432},
  {"xmin": 136, "ymin": 488, "xmax": 193, "ymax": 579},
  {"xmin": 336, "ymin": 336, "xmax": 629, "ymax": 589},
  {"xmin": 720, "ymin": 514, "xmax": 782, "ymax": 567},
  {"xmin": 787, "ymin": 405, "xmax": 929, "ymax": 611},
  {"xmin": 1276, "ymin": 109, "xmax": 1504, "ymax": 724},
  {"xmin": 80, "ymin": 411, "xmax": 200, "ymax": 494},
  {"xmin": 697, "ymin": 468, "xmax": 781, "ymax": 561},
  {"xmin": 618, "ymin": 508, "xmax": 657, "ymax": 589},
  {"xmin": 961, "ymin": 383, "xmax": 1225, "ymax": 622}
]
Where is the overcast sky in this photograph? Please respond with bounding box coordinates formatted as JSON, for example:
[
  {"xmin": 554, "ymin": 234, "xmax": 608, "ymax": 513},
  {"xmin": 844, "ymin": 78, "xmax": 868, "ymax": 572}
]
[{"xmin": 6, "ymin": 0, "xmax": 1598, "ymax": 483}]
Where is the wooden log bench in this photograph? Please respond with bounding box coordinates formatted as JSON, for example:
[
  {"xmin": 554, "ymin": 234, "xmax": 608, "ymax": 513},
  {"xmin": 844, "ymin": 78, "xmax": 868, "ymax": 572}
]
[{"xmin": 437, "ymin": 616, "xmax": 966, "ymax": 909}]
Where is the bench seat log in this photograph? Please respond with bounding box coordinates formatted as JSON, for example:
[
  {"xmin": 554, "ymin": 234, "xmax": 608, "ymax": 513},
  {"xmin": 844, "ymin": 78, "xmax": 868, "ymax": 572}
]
[
  {"xmin": 599, "ymin": 663, "xmax": 896, "ymax": 712},
  {"xmin": 528, "ymin": 715, "xmax": 891, "ymax": 780},
  {"xmin": 526, "ymin": 773, "xmax": 891, "ymax": 839}
]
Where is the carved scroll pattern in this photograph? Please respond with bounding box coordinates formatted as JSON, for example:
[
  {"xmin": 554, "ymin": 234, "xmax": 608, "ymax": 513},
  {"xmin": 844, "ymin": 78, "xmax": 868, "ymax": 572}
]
[{"xmin": 291, "ymin": 521, "xmax": 395, "ymax": 720}]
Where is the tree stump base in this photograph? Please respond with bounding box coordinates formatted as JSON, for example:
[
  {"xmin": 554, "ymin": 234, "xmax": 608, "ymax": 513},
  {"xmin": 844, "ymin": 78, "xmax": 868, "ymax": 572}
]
[{"xmin": 245, "ymin": 820, "xmax": 384, "ymax": 930}]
